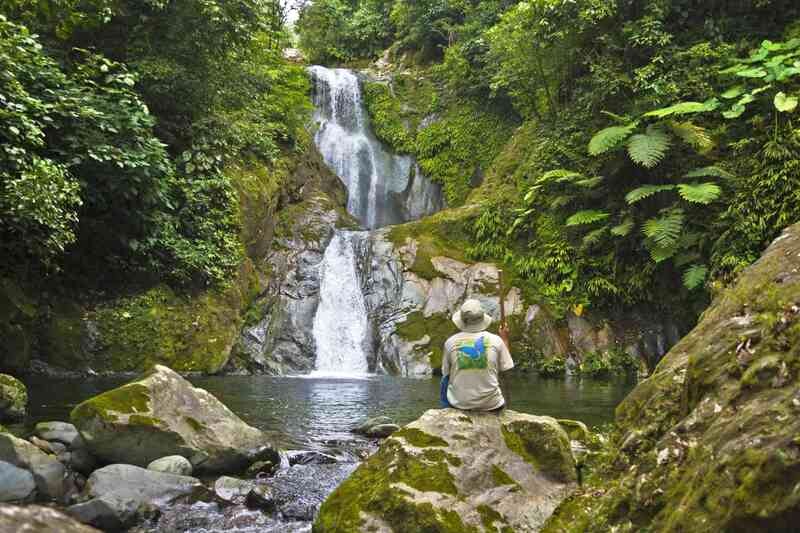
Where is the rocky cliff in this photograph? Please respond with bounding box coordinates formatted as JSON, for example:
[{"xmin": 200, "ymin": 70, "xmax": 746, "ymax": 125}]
[{"xmin": 543, "ymin": 221, "xmax": 800, "ymax": 532}]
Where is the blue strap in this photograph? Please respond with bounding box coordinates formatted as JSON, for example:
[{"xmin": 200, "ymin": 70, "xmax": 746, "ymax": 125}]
[{"xmin": 440, "ymin": 375, "xmax": 451, "ymax": 408}]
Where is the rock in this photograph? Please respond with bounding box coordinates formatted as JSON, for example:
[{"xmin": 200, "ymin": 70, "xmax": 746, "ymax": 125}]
[
  {"xmin": 0, "ymin": 461, "xmax": 36, "ymax": 502},
  {"xmin": 213, "ymin": 476, "xmax": 253, "ymax": 503},
  {"xmin": 68, "ymin": 499, "xmax": 126, "ymax": 531},
  {"xmin": 544, "ymin": 222, "xmax": 800, "ymax": 532},
  {"xmin": 60, "ymin": 448, "xmax": 96, "ymax": 475},
  {"xmin": 287, "ymin": 450, "xmax": 338, "ymax": 466},
  {"xmin": 29, "ymin": 435, "xmax": 55, "ymax": 454},
  {"xmin": 34, "ymin": 421, "xmax": 82, "ymax": 448},
  {"xmin": 81, "ymin": 464, "xmax": 208, "ymax": 528},
  {"xmin": 245, "ymin": 484, "xmax": 276, "ymax": 511},
  {"xmin": 0, "ymin": 432, "xmax": 65, "ymax": 501},
  {"xmin": 0, "ymin": 504, "xmax": 101, "ymax": 532},
  {"xmin": 365, "ymin": 423, "xmax": 400, "ymax": 438},
  {"xmin": 0, "ymin": 374, "xmax": 27, "ymax": 422},
  {"xmin": 70, "ymin": 365, "xmax": 270, "ymax": 473},
  {"xmin": 556, "ymin": 419, "xmax": 592, "ymax": 444},
  {"xmin": 353, "ymin": 416, "xmax": 394, "ymax": 435},
  {"xmin": 244, "ymin": 459, "xmax": 279, "ymax": 478},
  {"xmin": 315, "ymin": 409, "xmax": 576, "ymax": 532},
  {"xmin": 147, "ymin": 455, "xmax": 193, "ymax": 476}
]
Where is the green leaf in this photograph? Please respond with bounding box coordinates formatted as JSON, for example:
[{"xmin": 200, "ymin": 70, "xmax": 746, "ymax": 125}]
[
  {"xmin": 719, "ymin": 64, "xmax": 746, "ymax": 75},
  {"xmin": 737, "ymin": 94, "xmax": 755, "ymax": 106},
  {"xmin": 625, "ymin": 184, "xmax": 676, "ymax": 204},
  {"xmin": 534, "ymin": 169, "xmax": 582, "ymax": 184},
  {"xmin": 682, "ymin": 264, "xmax": 708, "ymax": 290},
  {"xmin": 575, "ymin": 176, "xmax": 603, "ymax": 188},
  {"xmin": 668, "ymin": 121, "xmax": 713, "ymax": 152},
  {"xmin": 774, "ymin": 92, "xmax": 799, "ymax": 113},
  {"xmin": 643, "ymin": 209, "xmax": 685, "ymax": 248},
  {"xmin": 751, "ymin": 84, "xmax": 773, "ymax": 96},
  {"xmin": 722, "ymin": 104, "xmax": 746, "ymax": 119},
  {"xmin": 643, "ymin": 100, "xmax": 718, "ymax": 119},
  {"xmin": 610, "ymin": 219, "xmax": 634, "ymax": 237},
  {"xmin": 677, "ymin": 182, "xmax": 722, "ymax": 204},
  {"xmin": 736, "ymin": 68, "xmax": 767, "ymax": 78},
  {"xmin": 565, "ymin": 210, "xmax": 610, "ymax": 226},
  {"xmin": 684, "ymin": 166, "xmax": 735, "ymax": 180},
  {"xmin": 582, "ymin": 226, "xmax": 608, "ymax": 247},
  {"xmin": 588, "ymin": 123, "xmax": 638, "ymax": 155},
  {"xmin": 627, "ymin": 125, "xmax": 671, "ymax": 168},
  {"xmin": 721, "ymin": 86, "xmax": 745, "ymax": 99}
]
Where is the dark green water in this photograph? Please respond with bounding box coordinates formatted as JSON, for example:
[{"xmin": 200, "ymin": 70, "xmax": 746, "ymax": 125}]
[{"xmin": 20, "ymin": 374, "xmax": 634, "ymax": 450}]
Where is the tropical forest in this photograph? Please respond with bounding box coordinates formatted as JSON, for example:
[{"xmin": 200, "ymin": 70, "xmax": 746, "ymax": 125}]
[{"xmin": 0, "ymin": 0, "xmax": 798, "ymax": 531}]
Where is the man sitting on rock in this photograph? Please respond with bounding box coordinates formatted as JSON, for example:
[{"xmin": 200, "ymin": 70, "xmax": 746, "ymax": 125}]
[{"xmin": 441, "ymin": 299, "xmax": 514, "ymax": 411}]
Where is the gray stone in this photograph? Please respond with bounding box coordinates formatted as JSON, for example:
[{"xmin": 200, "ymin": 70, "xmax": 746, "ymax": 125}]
[
  {"xmin": 244, "ymin": 459, "xmax": 279, "ymax": 478},
  {"xmin": 0, "ymin": 374, "xmax": 27, "ymax": 422},
  {"xmin": 147, "ymin": 455, "xmax": 193, "ymax": 476},
  {"xmin": 353, "ymin": 416, "xmax": 394, "ymax": 435},
  {"xmin": 213, "ymin": 476, "xmax": 253, "ymax": 503},
  {"xmin": 71, "ymin": 365, "xmax": 270, "ymax": 473},
  {"xmin": 0, "ymin": 504, "xmax": 101, "ymax": 532},
  {"xmin": 0, "ymin": 461, "xmax": 35, "ymax": 502},
  {"xmin": 34, "ymin": 421, "xmax": 81, "ymax": 448},
  {"xmin": 0, "ymin": 432, "xmax": 65, "ymax": 501},
  {"xmin": 59, "ymin": 448, "xmax": 95, "ymax": 475},
  {"xmin": 365, "ymin": 423, "xmax": 400, "ymax": 438},
  {"xmin": 68, "ymin": 499, "xmax": 125, "ymax": 531},
  {"xmin": 245, "ymin": 484, "xmax": 276, "ymax": 511},
  {"xmin": 287, "ymin": 450, "xmax": 338, "ymax": 466},
  {"xmin": 83, "ymin": 464, "xmax": 208, "ymax": 528}
]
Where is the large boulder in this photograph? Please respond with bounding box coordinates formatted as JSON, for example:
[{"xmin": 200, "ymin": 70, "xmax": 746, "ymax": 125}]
[
  {"xmin": 0, "ymin": 432, "xmax": 65, "ymax": 501},
  {"xmin": 315, "ymin": 408, "xmax": 576, "ymax": 532},
  {"xmin": 70, "ymin": 365, "xmax": 270, "ymax": 473},
  {"xmin": 71, "ymin": 464, "xmax": 209, "ymax": 529},
  {"xmin": 0, "ymin": 374, "xmax": 27, "ymax": 422},
  {"xmin": 0, "ymin": 504, "xmax": 101, "ymax": 533},
  {"xmin": 544, "ymin": 222, "xmax": 800, "ymax": 532}
]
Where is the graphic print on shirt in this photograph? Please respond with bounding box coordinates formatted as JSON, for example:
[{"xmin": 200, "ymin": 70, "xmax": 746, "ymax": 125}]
[{"xmin": 456, "ymin": 336, "xmax": 488, "ymax": 370}]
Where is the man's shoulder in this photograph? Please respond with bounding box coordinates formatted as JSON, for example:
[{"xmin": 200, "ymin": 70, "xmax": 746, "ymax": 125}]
[{"xmin": 481, "ymin": 332, "xmax": 503, "ymax": 345}]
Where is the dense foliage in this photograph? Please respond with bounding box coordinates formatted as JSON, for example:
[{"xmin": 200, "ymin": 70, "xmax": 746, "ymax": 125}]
[
  {"xmin": 299, "ymin": 0, "xmax": 800, "ymax": 316},
  {"xmin": 1, "ymin": 0, "xmax": 309, "ymax": 288}
]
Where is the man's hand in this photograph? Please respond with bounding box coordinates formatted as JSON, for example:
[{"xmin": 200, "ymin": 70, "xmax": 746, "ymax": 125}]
[{"xmin": 498, "ymin": 322, "xmax": 510, "ymax": 348}]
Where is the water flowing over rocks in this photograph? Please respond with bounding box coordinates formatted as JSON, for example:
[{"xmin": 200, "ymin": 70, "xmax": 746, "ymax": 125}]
[
  {"xmin": 1, "ymin": 504, "xmax": 101, "ymax": 533},
  {"xmin": 70, "ymin": 365, "xmax": 273, "ymax": 474},
  {"xmin": 315, "ymin": 408, "xmax": 578, "ymax": 532},
  {"xmin": 543, "ymin": 221, "xmax": 800, "ymax": 532}
]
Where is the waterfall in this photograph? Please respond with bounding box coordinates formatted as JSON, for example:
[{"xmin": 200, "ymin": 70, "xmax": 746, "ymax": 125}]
[
  {"xmin": 311, "ymin": 230, "xmax": 370, "ymax": 376},
  {"xmin": 309, "ymin": 66, "xmax": 443, "ymax": 228}
]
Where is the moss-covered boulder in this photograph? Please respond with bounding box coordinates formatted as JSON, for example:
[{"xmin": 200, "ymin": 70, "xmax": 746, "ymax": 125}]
[
  {"xmin": 71, "ymin": 365, "xmax": 271, "ymax": 473},
  {"xmin": 314, "ymin": 409, "xmax": 577, "ymax": 532},
  {"xmin": 544, "ymin": 222, "xmax": 800, "ymax": 532},
  {"xmin": 0, "ymin": 374, "xmax": 27, "ymax": 422}
]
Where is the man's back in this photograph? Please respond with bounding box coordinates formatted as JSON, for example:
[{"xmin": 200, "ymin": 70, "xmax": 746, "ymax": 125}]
[{"xmin": 442, "ymin": 330, "xmax": 514, "ymax": 411}]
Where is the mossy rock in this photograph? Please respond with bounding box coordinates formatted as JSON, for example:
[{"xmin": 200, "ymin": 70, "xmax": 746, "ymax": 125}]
[
  {"xmin": 543, "ymin": 222, "xmax": 800, "ymax": 532},
  {"xmin": 314, "ymin": 409, "xmax": 575, "ymax": 532},
  {"xmin": 0, "ymin": 374, "xmax": 27, "ymax": 422}
]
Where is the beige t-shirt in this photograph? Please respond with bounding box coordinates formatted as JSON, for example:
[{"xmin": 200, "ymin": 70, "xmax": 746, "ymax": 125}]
[{"xmin": 442, "ymin": 331, "xmax": 514, "ymax": 411}]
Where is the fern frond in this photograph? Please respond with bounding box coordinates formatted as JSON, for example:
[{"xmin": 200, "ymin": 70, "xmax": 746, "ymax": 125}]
[
  {"xmin": 535, "ymin": 169, "xmax": 582, "ymax": 185},
  {"xmin": 600, "ymin": 111, "xmax": 632, "ymax": 124},
  {"xmin": 668, "ymin": 121, "xmax": 714, "ymax": 152},
  {"xmin": 582, "ymin": 226, "xmax": 608, "ymax": 247},
  {"xmin": 647, "ymin": 242, "xmax": 680, "ymax": 263},
  {"xmin": 550, "ymin": 195, "xmax": 574, "ymax": 209},
  {"xmin": 627, "ymin": 125, "xmax": 671, "ymax": 168},
  {"xmin": 566, "ymin": 210, "xmax": 610, "ymax": 226},
  {"xmin": 642, "ymin": 209, "xmax": 685, "ymax": 247},
  {"xmin": 643, "ymin": 99, "xmax": 719, "ymax": 118},
  {"xmin": 610, "ymin": 218, "xmax": 634, "ymax": 237},
  {"xmin": 575, "ymin": 176, "xmax": 603, "ymax": 188},
  {"xmin": 683, "ymin": 264, "xmax": 708, "ymax": 290},
  {"xmin": 684, "ymin": 166, "xmax": 735, "ymax": 180},
  {"xmin": 588, "ymin": 123, "xmax": 638, "ymax": 155},
  {"xmin": 677, "ymin": 182, "xmax": 722, "ymax": 204},
  {"xmin": 625, "ymin": 184, "xmax": 676, "ymax": 204}
]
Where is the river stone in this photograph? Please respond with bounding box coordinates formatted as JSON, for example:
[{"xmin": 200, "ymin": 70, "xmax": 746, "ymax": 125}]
[
  {"xmin": 214, "ymin": 476, "xmax": 253, "ymax": 503},
  {"xmin": 81, "ymin": 464, "xmax": 208, "ymax": 528},
  {"xmin": 353, "ymin": 416, "xmax": 394, "ymax": 435},
  {"xmin": 287, "ymin": 450, "xmax": 338, "ymax": 466},
  {"xmin": 0, "ymin": 374, "xmax": 27, "ymax": 422},
  {"xmin": 315, "ymin": 408, "xmax": 576, "ymax": 532},
  {"xmin": 34, "ymin": 421, "xmax": 82, "ymax": 448},
  {"xmin": 245, "ymin": 484, "xmax": 276, "ymax": 511},
  {"xmin": 59, "ymin": 448, "xmax": 96, "ymax": 476},
  {"xmin": 148, "ymin": 455, "xmax": 193, "ymax": 476},
  {"xmin": 70, "ymin": 365, "xmax": 269, "ymax": 473},
  {"xmin": 0, "ymin": 432, "xmax": 65, "ymax": 501},
  {"xmin": 0, "ymin": 461, "xmax": 36, "ymax": 502},
  {"xmin": 365, "ymin": 423, "xmax": 400, "ymax": 438},
  {"xmin": 1, "ymin": 504, "xmax": 101, "ymax": 533}
]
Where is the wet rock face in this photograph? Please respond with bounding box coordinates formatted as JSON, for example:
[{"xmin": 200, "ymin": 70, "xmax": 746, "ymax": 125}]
[
  {"xmin": 315, "ymin": 409, "xmax": 577, "ymax": 532},
  {"xmin": 1, "ymin": 504, "xmax": 101, "ymax": 533},
  {"xmin": 0, "ymin": 374, "xmax": 27, "ymax": 422},
  {"xmin": 544, "ymin": 222, "xmax": 800, "ymax": 532},
  {"xmin": 71, "ymin": 365, "xmax": 270, "ymax": 473}
]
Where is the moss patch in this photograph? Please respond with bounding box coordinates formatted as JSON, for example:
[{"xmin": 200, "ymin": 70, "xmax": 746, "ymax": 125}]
[
  {"xmin": 502, "ymin": 420, "xmax": 576, "ymax": 483},
  {"xmin": 477, "ymin": 504, "xmax": 512, "ymax": 532},
  {"xmin": 393, "ymin": 427, "xmax": 449, "ymax": 448},
  {"xmin": 71, "ymin": 383, "xmax": 151, "ymax": 424},
  {"xmin": 491, "ymin": 464, "xmax": 518, "ymax": 487},
  {"xmin": 395, "ymin": 311, "xmax": 457, "ymax": 371}
]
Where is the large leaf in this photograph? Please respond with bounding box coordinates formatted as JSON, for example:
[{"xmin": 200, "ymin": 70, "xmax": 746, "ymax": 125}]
[
  {"xmin": 627, "ymin": 125, "xmax": 671, "ymax": 168},
  {"xmin": 575, "ymin": 176, "xmax": 603, "ymax": 188},
  {"xmin": 625, "ymin": 184, "xmax": 675, "ymax": 204},
  {"xmin": 684, "ymin": 166, "xmax": 735, "ymax": 180},
  {"xmin": 588, "ymin": 123, "xmax": 637, "ymax": 155},
  {"xmin": 721, "ymin": 85, "xmax": 746, "ymax": 99},
  {"xmin": 643, "ymin": 99, "xmax": 719, "ymax": 119},
  {"xmin": 722, "ymin": 104, "xmax": 746, "ymax": 119},
  {"xmin": 677, "ymin": 182, "xmax": 722, "ymax": 204},
  {"xmin": 643, "ymin": 209, "xmax": 685, "ymax": 248},
  {"xmin": 582, "ymin": 226, "xmax": 608, "ymax": 247},
  {"xmin": 669, "ymin": 121, "xmax": 713, "ymax": 152},
  {"xmin": 610, "ymin": 218, "xmax": 634, "ymax": 237},
  {"xmin": 736, "ymin": 67, "xmax": 767, "ymax": 78},
  {"xmin": 774, "ymin": 92, "xmax": 799, "ymax": 113},
  {"xmin": 565, "ymin": 210, "xmax": 610, "ymax": 226},
  {"xmin": 682, "ymin": 264, "xmax": 708, "ymax": 290}
]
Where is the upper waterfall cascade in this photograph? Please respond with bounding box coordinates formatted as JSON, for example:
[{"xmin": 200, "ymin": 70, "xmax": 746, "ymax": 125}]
[{"xmin": 309, "ymin": 66, "xmax": 443, "ymax": 229}]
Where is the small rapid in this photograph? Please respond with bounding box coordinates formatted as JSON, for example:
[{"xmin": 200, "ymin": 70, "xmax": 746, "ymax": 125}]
[{"xmin": 310, "ymin": 230, "xmax": 370, "ymax": 376}]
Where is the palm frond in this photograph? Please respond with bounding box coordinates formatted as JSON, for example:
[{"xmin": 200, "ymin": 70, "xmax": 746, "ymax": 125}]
[
  {"xmin": 627, "ymin": 125, "xmax": 671, "ymax": 168},
  {"xmin": 668, "ymin": 121, "xmax": 714, "ymax": 152},
  {"xmin": 684, "ymin": 166, "xmax": 735, "ymax": 180},
  {"xmin": 566, "ymin": 210, "xmax": 610, "ymax": 226},
  {"xmin": 575, "ymin": 176, "xmax": 604, "ymax": 188},
  {"xmin": 610, "ymin": 218, "xmax": 634, "ymax": 237},
  {"xmin": 642, "ymin": 209, "xmax": 685, "ymax": 248},
  {"xmin": 582, "ymin": 226, "xmax": 608, "ymax": 247},
  {"xmin": 625, "ymin": 184, "xmax": 676, "ymax": 204},
  {"xmin": 677, "ymin": 182, "xmax": 722, "ymax": 204},
  {"xmin": 683, "ymin": 264, "xmax": 708, "ymax": 290},
  {"xmin": 534, "ymin": 169, "xmax": 583, "ymax": 185},
  {"xmin": 588, "ymin": 123, "xmax": 638, "ymax": 155}
]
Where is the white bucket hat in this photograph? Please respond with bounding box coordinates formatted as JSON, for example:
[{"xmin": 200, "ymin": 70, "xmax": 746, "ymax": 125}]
[{"xmin": 452, "ymin": 299, "xmax": 493, "ymax": 333}]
